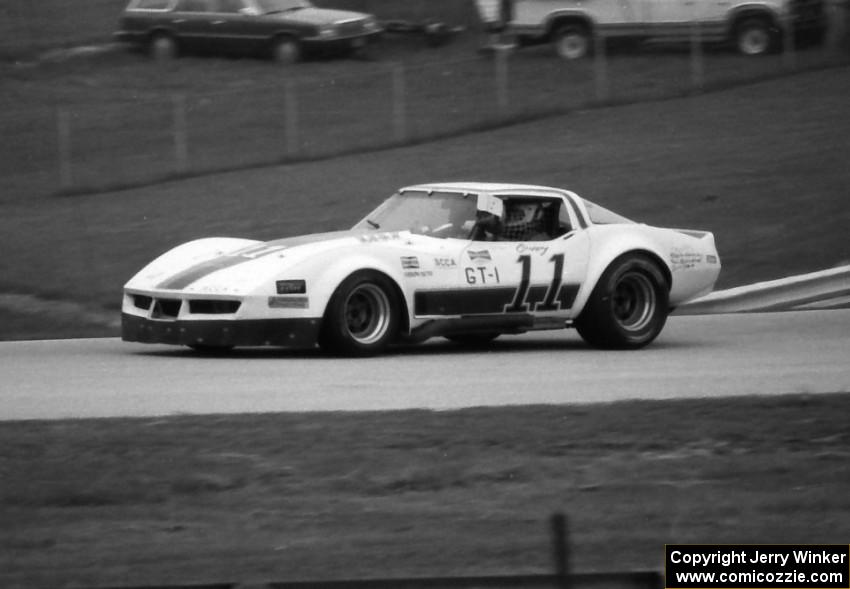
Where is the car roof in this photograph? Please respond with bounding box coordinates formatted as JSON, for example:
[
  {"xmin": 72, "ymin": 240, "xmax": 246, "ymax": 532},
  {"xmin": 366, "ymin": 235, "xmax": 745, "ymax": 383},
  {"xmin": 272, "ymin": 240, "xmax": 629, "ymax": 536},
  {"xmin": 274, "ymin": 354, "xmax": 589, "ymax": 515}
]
[{"xmin": 400, "ymin": 182, "xmax": 571, "ymax": 197}]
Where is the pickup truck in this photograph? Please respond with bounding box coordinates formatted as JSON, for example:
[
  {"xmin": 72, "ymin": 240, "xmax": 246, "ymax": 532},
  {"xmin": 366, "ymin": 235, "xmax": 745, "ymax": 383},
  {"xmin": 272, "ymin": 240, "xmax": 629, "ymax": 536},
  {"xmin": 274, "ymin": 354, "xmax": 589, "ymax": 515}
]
[{"xmin": 496, "ymin": 0, "xmax": 826, "ymax": 58}]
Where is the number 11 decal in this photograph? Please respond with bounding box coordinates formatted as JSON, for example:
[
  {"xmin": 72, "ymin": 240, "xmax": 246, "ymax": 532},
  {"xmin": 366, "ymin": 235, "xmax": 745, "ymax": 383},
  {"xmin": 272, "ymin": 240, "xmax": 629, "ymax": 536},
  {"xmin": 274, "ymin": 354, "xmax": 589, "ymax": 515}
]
[{"xmin": 505, "ymin": 253, "xmax": 565, "ymax": 313}]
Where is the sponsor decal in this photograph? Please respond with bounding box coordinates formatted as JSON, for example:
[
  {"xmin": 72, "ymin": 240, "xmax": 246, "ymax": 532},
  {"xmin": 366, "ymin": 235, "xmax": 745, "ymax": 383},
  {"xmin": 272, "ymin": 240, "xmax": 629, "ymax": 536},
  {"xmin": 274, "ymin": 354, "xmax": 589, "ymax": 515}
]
[
  {"xmin": 434, "ymin": 257, "xmax": 457, "ymax": 268},
  {"xmin": 404, "ymin": 270, "xmax": 434, "ymax": 278},
  {"xmin": 467, "ymin": 249, "xmax": 492, "ymax": 261},
  {"xmin": 401, "ymin": 256, "xmax": 420, "ymax": 269},
  {"xmin": 268, "ymin": 295, "xmax": 309, "ymax": 309},
  {"xmin": 670, "ymin": 248, "xmax": 703, "ymax": 270},
  {"xmin": 516, "ymin": 244, "xmax": 549, "ymax": 256}
]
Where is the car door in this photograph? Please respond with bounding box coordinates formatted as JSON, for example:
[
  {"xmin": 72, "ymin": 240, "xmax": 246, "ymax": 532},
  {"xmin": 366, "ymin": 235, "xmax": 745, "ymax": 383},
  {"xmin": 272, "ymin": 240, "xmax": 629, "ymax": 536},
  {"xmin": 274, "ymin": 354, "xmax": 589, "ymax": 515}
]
[
  {"xmin": 171, "ymin": 0, "xmax": 217, "ymax": 51},
  {"xmin": 207, "ymin": 0, "xmax": 265, "ymax": 54},
  {"xmin": 457, "ymin": 196, "xmax": 590, "ymax": 319}
]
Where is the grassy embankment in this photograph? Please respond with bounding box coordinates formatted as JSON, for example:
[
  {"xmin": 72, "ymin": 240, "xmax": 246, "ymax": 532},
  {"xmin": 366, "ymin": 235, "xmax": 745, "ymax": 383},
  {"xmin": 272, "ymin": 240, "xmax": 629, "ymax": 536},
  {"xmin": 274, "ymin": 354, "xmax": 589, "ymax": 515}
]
[{"xmin": 2, "ymin": 393, "xmax": 849, "ymax": 588}]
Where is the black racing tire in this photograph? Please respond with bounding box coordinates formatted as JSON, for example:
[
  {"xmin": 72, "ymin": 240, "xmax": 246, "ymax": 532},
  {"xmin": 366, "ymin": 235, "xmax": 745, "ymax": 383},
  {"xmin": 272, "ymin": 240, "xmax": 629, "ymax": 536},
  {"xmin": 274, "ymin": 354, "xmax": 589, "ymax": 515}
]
[
  {"xmin": 271, "ymin": 35, "xmax": 301, "ymax": 64},
  {"xmin": 552, "ymin": 24, "xmax": 592, "ymax": 60},
  {"xmin": 319, "ymin": 271, "xmax": 400, "ymax": 356},
  {"xmin": 734, "ymin": 17, "xmax": 778, "ymax": 56},
  {"xmin": 574, "ymin": 254, "xmax": 669, "ymax": 349},
  {"xmin": 149, "ymin": 33, "xmax": 178, "ymax": 61},
  {"xmin": 445, "ymin": 333, "xmax": 500, "ymax": 346}
]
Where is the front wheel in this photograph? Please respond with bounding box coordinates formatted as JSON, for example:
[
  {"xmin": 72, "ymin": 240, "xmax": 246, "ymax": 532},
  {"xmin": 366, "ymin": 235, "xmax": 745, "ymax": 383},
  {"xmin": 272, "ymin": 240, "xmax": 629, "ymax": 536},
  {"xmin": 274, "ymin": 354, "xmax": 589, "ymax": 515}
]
[
  {"xmin": 575, "ymin": 254, "xmax": 669, "ymax": 349},
  {"xmin": 320, "ymin": 271, "xmax": 400, "ymax": 356},
  {"xmin": 735, "ymin": 18, "xmax": 778, "ymax": 56},
  {"xmin": 552, "ymin": 24, "xmax": 592, "ymax": 60}
]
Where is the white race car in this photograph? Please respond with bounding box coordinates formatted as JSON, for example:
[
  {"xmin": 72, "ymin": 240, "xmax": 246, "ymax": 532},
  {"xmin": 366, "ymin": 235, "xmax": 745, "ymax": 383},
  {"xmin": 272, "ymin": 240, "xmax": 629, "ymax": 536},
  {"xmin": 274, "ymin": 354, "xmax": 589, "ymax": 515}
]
[{"xmin": 122, "ymin": 182, "xmax": 720, "ymax": 355}]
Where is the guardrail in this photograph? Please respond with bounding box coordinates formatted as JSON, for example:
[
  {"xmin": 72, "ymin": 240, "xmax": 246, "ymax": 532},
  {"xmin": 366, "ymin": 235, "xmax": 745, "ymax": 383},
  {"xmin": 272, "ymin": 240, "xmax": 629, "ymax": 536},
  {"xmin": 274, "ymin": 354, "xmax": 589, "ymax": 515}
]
[
  {"xmin": 677, "ymin": 264, "xmax": 850, "ymax": 314},
  {"xmin": 83, "ymin": 514, "xmax": 663, "ymax": 589}
]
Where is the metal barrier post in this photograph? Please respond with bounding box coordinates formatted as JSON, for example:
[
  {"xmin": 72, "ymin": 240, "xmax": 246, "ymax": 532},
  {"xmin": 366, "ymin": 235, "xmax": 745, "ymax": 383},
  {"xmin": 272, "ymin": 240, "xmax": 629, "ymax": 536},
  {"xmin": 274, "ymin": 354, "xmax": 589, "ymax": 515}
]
[
  {"xmin": 173, "ymin": 94, "xmax": 189, "ymax": 174},
  {"xmin": 392, "ymin": 64, "xmax": 408, "ymax": 144},
  {"xmin": 284, "ymin": 80, "xmax": 299, "ymax": 157},
  {"xmin": 593, "ymin": 34, "xmax": 609, "ymax": 103},
  {"xmin": 57, "ymin": 107, "xmax": 73, "ymax": 190},
  {"xmin": 689, "ymin": 18, "xmax": 704, "ymax": 92},
  {"xmin": 495, "ymin": 46, "xmax": 510, "ymax": 118},
  {"xmin": 552, "ymin": 512, "xmax": 570, "ymax": 589}
]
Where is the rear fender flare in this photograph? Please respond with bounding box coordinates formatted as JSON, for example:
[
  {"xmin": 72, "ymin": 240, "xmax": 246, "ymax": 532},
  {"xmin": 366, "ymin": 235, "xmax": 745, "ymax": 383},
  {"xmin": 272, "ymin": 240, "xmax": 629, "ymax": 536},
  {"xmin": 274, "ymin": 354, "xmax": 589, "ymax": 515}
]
[{"xmin": 573, "ymin": 235, "xmax": 671, "ymax": 315}]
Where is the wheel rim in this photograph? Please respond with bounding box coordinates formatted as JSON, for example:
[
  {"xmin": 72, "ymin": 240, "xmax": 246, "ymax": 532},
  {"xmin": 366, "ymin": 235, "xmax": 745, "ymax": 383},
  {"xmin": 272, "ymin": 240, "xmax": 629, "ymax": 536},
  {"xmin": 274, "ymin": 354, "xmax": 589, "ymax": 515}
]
[
  {"xmin": 611, "ymin": 271, "xmax": 657, "ymax": 332},
  {"xmin": 556, "ymin": 33, "xmax": 587, "ymax": 59},
  {"xmin": 739, "ymin": 28, "xmax": 769, "ymax": 54},
  {"xmin": 343, "ymin": 283, "xmax": 391, "ymax": 345}
]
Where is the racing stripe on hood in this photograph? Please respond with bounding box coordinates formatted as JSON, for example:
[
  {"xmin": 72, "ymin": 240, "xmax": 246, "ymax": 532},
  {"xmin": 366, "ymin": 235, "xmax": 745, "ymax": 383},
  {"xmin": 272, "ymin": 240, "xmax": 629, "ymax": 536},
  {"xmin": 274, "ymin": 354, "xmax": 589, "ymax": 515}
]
[
  {"xmin": 156, "ymin": 255, "xmax": 254, "ymax": 290},
  {"xmin": 156, "ymin": 230, "xmax": 366, "ymax": 290}
]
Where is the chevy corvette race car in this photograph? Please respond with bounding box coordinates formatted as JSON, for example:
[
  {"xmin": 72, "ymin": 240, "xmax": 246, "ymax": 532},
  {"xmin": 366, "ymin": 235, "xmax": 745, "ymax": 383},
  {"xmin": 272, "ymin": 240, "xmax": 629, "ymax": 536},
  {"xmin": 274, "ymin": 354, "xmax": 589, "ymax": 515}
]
[{"xmin": 122, "ymin": 182, "xmax": 720, "ymax": 355}]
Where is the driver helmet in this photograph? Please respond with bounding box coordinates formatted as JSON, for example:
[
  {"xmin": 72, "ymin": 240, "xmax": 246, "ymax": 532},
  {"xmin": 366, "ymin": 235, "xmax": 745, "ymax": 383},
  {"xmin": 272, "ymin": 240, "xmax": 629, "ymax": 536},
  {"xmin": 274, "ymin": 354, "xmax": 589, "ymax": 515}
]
[{"xmin": 502, "ymin": 202, "xmax": 543, "ymax": 240}]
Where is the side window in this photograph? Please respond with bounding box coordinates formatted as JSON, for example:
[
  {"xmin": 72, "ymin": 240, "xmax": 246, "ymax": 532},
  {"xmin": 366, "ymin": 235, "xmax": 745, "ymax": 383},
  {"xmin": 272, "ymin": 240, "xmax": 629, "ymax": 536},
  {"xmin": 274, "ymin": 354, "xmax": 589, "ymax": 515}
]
[
  {"xmin": 176, "ymin": 0, "xmax": 211, "ymax": 12},
  {"xmin": 557, "ymin": 201, "xmax": 573, "ymax": 235}
]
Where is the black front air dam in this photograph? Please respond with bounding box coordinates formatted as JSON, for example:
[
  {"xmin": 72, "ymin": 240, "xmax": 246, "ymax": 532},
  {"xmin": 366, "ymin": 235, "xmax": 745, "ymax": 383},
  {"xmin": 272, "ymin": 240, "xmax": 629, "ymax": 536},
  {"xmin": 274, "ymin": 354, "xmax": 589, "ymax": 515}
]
[{"xmin": 121, "ymin": 313, "xmax": 321, "ymax": 348}]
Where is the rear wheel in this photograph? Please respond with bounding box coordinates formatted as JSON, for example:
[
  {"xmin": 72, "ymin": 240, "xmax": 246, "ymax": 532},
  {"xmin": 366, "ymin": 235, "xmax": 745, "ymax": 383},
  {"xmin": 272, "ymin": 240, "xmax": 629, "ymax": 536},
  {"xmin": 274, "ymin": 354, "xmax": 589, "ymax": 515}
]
[
  {"xmin": 271, "ymin": 36, "xmax": 301, "ymax": 64},
  {"xmin": 552, "ymin": 24, "xmax": 592, "ymax": 60},
  {"xmin": 320, "ymin": 271, "xmax": 400, "ymax": 356},
  {"xmin": 575, "ymin": 254, "xmax": 669, "ymax": 349},
  {"xmin": 149, "ymin": 33, "xmax": 178, "ymax": 61},
  {"xmin": 735, "ymin": 17, "xmax": 778, "ymax": 55}
]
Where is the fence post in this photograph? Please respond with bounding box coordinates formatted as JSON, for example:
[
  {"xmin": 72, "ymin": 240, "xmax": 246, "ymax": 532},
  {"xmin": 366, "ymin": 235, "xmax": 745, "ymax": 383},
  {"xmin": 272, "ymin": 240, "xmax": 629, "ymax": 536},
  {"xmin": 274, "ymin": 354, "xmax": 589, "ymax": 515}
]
[
  {"xmin": 57, "ymin": 108, "xmax": 73, "ymax": 190},
  {"xmin": 593, "ymin": 34, "xmax": 609, "ymax": 103},
  {"xmin": 782, "ymin": 15, "xmax": 797, "ymax": 70},
  {"xmin": 392, "ymin": 64, "xmax": 408, "ymax": 144},
  {"xmin": 552, "ymin": 512, "xmax": 570, "ymax": 589},
  {"xmin": 173, "ymin": 94, "xmax": 189, "ymax": 174},
  {"xmin": 284, "ymin": 80, "xmax": 300, "ymax": 157},
  {"xmin": 495, "ymin": 46, "xmax": 510, "ymax": 118},
  {"xmin": 689, "ymin": 18, "xmax": 705, "ymax": 92}
]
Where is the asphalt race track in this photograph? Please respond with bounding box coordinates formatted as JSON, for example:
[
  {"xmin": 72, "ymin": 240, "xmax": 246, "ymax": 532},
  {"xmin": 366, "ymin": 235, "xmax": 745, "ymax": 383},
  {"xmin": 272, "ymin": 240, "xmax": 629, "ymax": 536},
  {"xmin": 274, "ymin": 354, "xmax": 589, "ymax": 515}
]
[{"xmin": 1, "ymin": 310, "xmax": 848, "ymax": 421}]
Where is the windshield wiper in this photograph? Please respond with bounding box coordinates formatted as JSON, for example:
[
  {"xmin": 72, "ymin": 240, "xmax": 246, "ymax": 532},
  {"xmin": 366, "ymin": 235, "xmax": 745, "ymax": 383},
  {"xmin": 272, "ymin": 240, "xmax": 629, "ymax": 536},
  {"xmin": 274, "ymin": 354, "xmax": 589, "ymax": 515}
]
[{"xmin": 366, "ymin": 219, "xmax": 380, "ymax": 229}]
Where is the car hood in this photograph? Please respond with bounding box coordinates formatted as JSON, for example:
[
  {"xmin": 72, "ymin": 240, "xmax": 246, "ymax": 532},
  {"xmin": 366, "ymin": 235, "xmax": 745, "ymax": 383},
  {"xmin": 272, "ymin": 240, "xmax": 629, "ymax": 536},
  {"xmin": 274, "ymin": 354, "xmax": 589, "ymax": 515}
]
[
  {"xmin": 267, "ymin": 7, "xmax": 370, "ymax": 26},
  {"xmin": 127, "ymin": 229, "xmax": 411, "ymax": 295}
]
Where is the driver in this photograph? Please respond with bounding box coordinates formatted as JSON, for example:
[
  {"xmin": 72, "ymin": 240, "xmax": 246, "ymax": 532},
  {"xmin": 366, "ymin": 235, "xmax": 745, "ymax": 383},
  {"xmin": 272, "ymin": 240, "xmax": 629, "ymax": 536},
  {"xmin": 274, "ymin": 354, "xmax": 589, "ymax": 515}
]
[{"xmin": 500, "ymin": 201, "xmax": 548, "ymax": 241}]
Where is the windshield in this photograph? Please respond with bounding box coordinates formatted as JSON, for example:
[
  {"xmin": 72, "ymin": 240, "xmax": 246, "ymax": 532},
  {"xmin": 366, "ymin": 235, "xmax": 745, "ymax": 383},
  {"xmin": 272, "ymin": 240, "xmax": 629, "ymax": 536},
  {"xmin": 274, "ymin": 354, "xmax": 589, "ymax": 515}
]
[
  {"xmin": 353, "ymin": 190, "xmax": 479, "ymax": 239},
  {"xmin": 256, "ymin": 0, "xmax": 310, "ymax": 12},
  {"xmin": 582, "ymin": 199, "xmax": 634, "ymax": 225}
]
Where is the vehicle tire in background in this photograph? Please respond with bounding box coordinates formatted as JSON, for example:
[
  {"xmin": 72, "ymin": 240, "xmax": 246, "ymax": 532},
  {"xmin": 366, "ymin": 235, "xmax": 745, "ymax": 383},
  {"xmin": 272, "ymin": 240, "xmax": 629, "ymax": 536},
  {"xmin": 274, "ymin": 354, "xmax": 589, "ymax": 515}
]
[
  {"xmin": 149, "ymin": 33, "xmax": 178, "ymax": 60},
  {"xmin": 575, "ymin": 254, "xmax": 669, "ymax": 349},
  {"xmin": 552, "ymin": 24, "xmax": 592, "ymax": 59},
  {"xmin": 320, "ymin": 271, "xmax": 400, "ymax": 356},
  {"xmin": 734, "ymin": 17, "xmax": 778, "ymax": 55},
  {"xmin": 271, "ymin": 35, "xmax": 301, "ymax": 64}
]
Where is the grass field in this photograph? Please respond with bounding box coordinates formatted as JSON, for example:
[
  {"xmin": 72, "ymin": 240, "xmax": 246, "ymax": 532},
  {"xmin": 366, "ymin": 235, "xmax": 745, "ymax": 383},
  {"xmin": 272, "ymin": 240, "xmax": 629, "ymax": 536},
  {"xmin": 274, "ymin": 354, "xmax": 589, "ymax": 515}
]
[{"xmin": 2, "ymin": 393, "xmax": 849, "ymax": 588}]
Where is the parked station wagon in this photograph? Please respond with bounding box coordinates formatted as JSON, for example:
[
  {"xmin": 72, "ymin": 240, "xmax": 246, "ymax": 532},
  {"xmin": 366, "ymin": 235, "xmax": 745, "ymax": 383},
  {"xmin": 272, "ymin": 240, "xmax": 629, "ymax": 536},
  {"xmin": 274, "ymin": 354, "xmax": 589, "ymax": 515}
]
[{"xmin": 114, "ymin": 0, "xmax": 383, "ymax": 63}]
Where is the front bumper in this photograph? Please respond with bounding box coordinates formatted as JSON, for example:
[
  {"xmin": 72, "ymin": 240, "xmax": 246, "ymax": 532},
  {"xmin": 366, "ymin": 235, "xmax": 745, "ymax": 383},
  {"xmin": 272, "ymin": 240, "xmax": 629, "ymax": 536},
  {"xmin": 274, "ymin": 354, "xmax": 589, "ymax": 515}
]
[{"xmin": 122, "ymin": 313, "xmax": 321, "ymax": 348}]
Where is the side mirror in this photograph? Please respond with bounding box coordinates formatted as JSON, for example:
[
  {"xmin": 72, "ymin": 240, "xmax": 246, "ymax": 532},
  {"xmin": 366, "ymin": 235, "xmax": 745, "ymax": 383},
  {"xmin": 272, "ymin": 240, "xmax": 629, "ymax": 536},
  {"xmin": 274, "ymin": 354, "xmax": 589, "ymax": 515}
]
[{"xmin": 476, "ymin": 192, "xmax": 504, "ymax": 218}]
